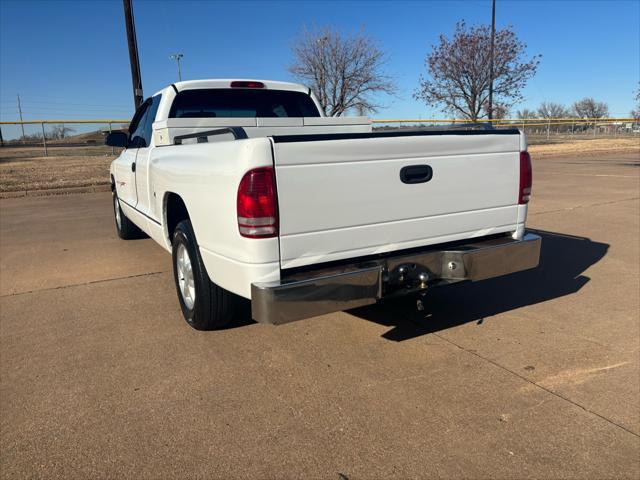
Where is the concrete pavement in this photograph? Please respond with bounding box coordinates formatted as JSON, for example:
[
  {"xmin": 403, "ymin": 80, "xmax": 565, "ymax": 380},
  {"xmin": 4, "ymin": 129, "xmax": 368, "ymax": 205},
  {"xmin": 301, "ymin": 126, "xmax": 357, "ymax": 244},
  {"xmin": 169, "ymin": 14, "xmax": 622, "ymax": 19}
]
[{"xmin": 1, "ymin": 152, "xmax": 638, "ymax": 479}]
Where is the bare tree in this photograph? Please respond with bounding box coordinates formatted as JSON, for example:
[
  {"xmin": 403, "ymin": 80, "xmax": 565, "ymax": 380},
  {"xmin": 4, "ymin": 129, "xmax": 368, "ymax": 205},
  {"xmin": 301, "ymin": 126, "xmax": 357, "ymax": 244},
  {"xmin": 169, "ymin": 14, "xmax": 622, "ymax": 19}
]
[
  {"xmin": 19, "ymin": 132, "xmax": 43, "ymax": 142},
  {"xmin": 516, "ymin": 108, "xmax": 536, "ymax": 119},
  {"xmin": 289, "ymin": 27, "xmax": 397, "ymax": 116},
  {"xmin": 489, "ymin": 103, "xmax": 509, "ymax": 119},
  {"xmin": 50, "ymin": 125, "xmax": 75, "ymax": 140},
  {"xmin": 631, "ymin": 84, "xmax": 640, "ymax": 120},
  {"xmin": 537, "ymin": 102, "xmax": 570, "ymax": 119},
  {"xmin": 414, "ymin": 21, "xmax": 540, "ymax": 121},
  {"xmin": 571, "ymin": 97, "xmax": 609, "ymax": 119}
]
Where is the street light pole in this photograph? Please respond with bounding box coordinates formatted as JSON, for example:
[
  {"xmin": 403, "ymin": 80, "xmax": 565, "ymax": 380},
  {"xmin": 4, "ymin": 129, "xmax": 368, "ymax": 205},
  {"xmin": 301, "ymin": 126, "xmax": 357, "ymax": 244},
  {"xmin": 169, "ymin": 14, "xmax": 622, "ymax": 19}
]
[
  {"xmin": 488, "ymin": 0, "xmax": 496, "ymax": 121},
  {"xmin": 170, "ymin": 53, "xmax": 183, "ymax": 82}
]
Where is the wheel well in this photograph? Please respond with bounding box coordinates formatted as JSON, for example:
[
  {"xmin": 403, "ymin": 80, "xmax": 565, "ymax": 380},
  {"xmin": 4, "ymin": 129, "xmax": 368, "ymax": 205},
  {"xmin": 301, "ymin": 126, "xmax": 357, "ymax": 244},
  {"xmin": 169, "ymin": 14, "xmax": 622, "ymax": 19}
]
[
  {"xmin": 165, "ymin": 193, "xmax": 190, "ymax": 242},
  {"xmin": 110, "ymin": 175, "xmax": 115, "ymax": 191}
]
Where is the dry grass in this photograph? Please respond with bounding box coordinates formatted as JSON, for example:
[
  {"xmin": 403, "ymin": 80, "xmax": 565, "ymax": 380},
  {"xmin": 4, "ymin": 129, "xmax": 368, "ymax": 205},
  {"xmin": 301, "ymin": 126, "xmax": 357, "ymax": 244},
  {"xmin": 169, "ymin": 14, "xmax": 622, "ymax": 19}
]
[
  {"xmin": 0, "ymin": 144, "xmax": 116, "ymax": 160},
  {"xmin": 528, "ymin": 137, "xmax": 639, "ymax": 158},
  {"xmin": 1, "ymin": 137, "xmax": 638, "ymax": 194},
  {"xmin": 0, "ymin": 152, "xmax": 114, "ymax": 192}
]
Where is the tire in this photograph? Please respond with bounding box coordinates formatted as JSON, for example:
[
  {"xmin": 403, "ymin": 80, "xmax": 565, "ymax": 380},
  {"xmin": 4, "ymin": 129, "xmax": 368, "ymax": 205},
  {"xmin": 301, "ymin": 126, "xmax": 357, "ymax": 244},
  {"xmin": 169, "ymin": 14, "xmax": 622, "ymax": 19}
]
[
  {"xmin": 113, "ymin": 190, "xmax": 144, "ymax": 240},
  {"xmin": 172, "ymin": 219, "xmax": 236, "ymax": 330}
]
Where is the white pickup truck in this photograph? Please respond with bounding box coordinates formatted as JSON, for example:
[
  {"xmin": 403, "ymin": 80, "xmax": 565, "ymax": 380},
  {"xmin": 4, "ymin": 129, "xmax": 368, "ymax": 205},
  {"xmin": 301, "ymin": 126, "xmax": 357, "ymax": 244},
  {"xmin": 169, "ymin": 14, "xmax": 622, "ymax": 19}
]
[{"xmin": 107, "ymin": 79, "xmax": 540, "ymax": 330}]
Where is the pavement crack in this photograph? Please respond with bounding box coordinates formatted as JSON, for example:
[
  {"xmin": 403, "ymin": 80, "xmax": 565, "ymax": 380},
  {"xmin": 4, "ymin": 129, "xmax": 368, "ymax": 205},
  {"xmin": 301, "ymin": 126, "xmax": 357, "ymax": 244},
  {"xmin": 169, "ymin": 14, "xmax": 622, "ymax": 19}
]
[
  {"xmin": 1, "ymin": 271, "xmax": 167, "ymax": 298},
  {"xmin": 530, "ymin": 196, "xmax": 639, "ymax": 216},
  {"xmin": 431, "ymin": 332, "xmax": 640, "ymax": 439}
]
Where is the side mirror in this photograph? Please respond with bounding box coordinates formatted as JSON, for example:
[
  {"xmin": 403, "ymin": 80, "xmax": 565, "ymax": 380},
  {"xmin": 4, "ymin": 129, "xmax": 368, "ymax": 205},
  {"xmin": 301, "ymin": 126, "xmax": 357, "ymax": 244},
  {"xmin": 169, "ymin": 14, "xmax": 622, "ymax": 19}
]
[{"xmin": 105, "ymin": 131, "xmax": 128, "ymax": 147}]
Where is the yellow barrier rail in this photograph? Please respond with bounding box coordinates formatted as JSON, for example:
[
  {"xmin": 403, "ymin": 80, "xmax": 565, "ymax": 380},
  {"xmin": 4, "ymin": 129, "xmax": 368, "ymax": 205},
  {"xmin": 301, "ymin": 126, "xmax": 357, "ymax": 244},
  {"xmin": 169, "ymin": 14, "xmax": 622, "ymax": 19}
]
[
  {"xmin": 0, "ymin": 120, "xmax": 130, "ymax": 125},
  {"xmin": 1, "ymin": 117, "xmax": 636, "ymax": 158},
  {"xmin": 0, "ymin": 117, "xmax": 636, "ymax": 125},
  {"xmin": 372, "ymin": 117, "xmax": 636, "ymax": 124},
  {"xmin": 2, "ymin": 117, "xmax": 634, "ymax": 142}
]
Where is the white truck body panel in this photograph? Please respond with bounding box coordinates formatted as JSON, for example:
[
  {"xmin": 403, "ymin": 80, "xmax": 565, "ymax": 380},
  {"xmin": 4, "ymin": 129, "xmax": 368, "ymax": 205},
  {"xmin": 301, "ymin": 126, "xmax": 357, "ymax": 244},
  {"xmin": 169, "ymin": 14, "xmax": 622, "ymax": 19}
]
[{"xmin": 153, "ymin": 116, "xmax": 371, "ymax": 146}]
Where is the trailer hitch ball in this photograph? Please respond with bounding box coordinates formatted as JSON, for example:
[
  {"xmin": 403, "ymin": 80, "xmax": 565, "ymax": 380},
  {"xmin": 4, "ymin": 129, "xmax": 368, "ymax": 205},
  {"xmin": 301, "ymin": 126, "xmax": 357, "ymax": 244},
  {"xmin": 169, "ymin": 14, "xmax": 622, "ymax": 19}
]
[
  {"xmin": 398, "ymin": 265, "xmax": 408, "ymax": 282},
  {"xmin": 448, "ymin": 261, "xmax": 458, "ymax": 271}
]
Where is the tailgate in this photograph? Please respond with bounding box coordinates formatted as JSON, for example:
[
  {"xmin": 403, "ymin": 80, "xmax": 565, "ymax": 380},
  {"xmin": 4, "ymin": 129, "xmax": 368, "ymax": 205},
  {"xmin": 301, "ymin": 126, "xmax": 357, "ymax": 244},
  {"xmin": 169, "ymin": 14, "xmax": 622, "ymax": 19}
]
[{"xmin": 272, "ymin": 130, "xmax": 522, "ymax": 269}]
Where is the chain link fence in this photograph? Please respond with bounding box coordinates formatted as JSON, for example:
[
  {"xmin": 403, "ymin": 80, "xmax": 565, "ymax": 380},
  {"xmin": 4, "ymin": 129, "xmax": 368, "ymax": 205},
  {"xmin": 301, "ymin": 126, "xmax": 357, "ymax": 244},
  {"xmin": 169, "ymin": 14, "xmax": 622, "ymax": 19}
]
[
  {"xmin": 1, "ymin": 117, "xmax": 637, "ymax": 195},
  {"xmin": 0, "ymin": 120, "xmax": 130, "ymax": 160},
  {"xmin": 372, "ymin": 118, "xmax": 640, "ymax": 144},
  {"xmin": 0, "ymin": 118, "xmax": 638, "ymax": 161}
]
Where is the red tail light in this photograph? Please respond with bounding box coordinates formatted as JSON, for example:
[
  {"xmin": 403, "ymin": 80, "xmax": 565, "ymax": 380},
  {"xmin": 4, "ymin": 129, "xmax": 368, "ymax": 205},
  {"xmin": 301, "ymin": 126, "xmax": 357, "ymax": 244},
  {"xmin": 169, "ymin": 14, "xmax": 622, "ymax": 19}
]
[
  {"xmin": 230, "ymin": 81, "xmax": 264, "ymax": 89},
  {"xmin": 237, "ymin": 167, "xmax": 278, "ymax": 238},
  {"xmin": 519, "ymin": 151, "xmax": 532, "ymax": 204}
]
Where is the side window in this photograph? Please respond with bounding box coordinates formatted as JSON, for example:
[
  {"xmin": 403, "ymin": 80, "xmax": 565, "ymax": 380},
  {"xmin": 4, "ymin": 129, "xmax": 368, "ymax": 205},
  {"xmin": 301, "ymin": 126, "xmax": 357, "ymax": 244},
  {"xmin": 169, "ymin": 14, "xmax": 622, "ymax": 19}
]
[
  {"xmin": 141, "ymin": 95, "xmax": 161, "ymax": 147},
  {"xmin": 128, "ymin": 101, "xmax": 150, "ymax": 148}
]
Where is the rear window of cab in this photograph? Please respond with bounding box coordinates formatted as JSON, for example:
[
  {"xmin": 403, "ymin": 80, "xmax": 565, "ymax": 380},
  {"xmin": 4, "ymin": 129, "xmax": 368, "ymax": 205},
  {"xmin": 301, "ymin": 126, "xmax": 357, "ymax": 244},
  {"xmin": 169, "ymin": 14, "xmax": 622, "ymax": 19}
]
[{"xmin": 169, "ymin": 89, "xmax": 321, "ymax": 118}]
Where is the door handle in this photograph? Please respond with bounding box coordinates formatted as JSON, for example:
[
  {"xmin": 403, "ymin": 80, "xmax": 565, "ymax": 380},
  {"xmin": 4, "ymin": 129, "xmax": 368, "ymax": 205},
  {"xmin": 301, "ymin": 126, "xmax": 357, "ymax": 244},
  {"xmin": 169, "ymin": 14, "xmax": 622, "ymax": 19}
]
[
  {"xmin": 400, "ymin": 165, "xmax": 433, "ymax": 184},
  {"xmin": 131, "ymin": 162, "xmax": 136, "ymax": 172}
]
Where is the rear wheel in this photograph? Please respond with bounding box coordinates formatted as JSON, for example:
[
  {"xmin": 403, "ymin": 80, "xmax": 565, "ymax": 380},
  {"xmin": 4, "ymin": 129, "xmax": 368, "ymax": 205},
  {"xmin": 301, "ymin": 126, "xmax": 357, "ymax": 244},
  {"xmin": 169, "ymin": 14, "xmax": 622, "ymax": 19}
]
[
  {"xmin": 113, "ymin": 190, "xmax": 143, "ymax": 240},
  {"xmin": 172, "ymin": 220, "xmax": 236, "ymax": 330}
]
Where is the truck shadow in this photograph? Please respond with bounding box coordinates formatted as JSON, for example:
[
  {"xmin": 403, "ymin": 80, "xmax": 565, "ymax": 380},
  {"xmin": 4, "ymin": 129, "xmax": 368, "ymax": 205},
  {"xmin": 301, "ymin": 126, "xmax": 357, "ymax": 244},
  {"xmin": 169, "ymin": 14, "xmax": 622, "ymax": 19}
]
[{"xmin": 347, "ymin": 230, "xmax": 609, "ymax": 342}]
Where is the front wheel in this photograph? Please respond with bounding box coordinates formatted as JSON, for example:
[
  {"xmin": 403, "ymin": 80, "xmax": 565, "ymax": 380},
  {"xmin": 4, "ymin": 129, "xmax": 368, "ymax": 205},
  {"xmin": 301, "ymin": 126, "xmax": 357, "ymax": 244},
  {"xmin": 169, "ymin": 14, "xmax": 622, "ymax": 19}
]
[{"xmin": 172, "ymin": 220, "xmax": 236, "ymax": 330}]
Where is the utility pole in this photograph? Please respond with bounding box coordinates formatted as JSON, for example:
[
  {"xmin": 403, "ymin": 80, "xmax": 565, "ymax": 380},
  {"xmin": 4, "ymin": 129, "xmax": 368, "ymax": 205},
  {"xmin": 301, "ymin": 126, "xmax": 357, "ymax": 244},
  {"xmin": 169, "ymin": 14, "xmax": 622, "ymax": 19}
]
[
  {"xmin": 170, "ymin": 53, "xmax": 183, "ymax": 82},
  {"xmin": 17, "ymin": 94, "xmax": 25, "ymax": 139},
  {"xmin": 123, "ymin": 0, "xmax": 143, "ymax": 109},
  {"xmin": 487, "ymin": 0, "xmax": 496, "ymax": 121}
]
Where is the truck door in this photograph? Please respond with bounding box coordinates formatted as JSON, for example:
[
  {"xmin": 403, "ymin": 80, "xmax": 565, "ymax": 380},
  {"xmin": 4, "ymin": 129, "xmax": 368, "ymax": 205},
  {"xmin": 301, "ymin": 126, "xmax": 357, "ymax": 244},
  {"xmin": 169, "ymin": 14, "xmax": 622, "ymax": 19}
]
[
  {"xmin": 134, "ymin": 94, "xmax": 162, "ymax": 220},
  {"xmin": 113, "ymin": 100, "xmax": 150, "ymax": 208}
]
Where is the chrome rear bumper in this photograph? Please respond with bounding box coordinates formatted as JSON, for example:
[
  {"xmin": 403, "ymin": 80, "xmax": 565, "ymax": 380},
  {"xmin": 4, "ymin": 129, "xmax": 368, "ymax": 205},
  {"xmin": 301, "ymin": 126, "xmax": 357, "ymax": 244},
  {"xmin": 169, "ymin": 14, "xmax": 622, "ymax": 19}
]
[{"xmin": 251, "ymin": 233, "xmax": 541, "ymax": 325}]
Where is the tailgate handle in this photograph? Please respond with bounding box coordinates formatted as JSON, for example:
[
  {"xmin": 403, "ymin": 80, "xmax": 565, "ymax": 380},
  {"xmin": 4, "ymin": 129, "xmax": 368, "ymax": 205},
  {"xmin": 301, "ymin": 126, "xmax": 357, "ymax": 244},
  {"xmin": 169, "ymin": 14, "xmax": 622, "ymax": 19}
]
[{"xmin": 400, "ymin": 165, "xmax": 433, "ymax": 184}]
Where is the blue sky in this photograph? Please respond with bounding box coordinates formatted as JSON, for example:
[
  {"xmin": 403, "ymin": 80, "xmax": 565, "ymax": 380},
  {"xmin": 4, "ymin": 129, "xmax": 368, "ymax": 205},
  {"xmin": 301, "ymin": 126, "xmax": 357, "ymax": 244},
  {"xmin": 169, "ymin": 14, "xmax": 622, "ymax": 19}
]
[{"xmin": 1, "ymin": 0, "xmax": 638, "ymax": 124}]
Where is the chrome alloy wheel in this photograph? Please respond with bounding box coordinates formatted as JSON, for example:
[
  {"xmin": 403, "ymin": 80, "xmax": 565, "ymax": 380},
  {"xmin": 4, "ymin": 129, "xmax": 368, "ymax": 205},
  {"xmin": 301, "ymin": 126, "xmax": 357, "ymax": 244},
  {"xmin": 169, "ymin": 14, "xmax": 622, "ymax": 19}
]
[
  {"xmin": 176, "ymin": 243, "xmax": 196, "ymax": 309},
  {"xmin": 114, "ymin": 194, "xmax": 122, "ymax": 230}
]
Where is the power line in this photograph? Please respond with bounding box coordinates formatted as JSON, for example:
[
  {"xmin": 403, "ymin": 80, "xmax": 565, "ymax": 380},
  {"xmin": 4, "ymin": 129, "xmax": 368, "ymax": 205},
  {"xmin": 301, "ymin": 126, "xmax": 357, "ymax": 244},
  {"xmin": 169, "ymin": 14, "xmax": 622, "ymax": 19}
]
[
  {"xmin": 1, "ymin": 110, "xmax": 132, "ymax": 120},
  {"xmin": 16, "ymin": 100, "xmax": 132, "ymax": 108},
  {"xmin": 1, "ymin": 104, "xmax": 132, "ymax": 110},
  {"xmin": 0, "ymin": 106, "xmax": 133, "ymax": 112},
  {"xmin": 0, "ymin": 96, "xmax": 131, "ymax": 105}
]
